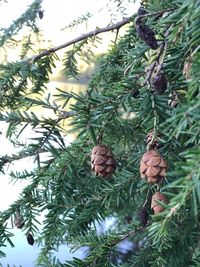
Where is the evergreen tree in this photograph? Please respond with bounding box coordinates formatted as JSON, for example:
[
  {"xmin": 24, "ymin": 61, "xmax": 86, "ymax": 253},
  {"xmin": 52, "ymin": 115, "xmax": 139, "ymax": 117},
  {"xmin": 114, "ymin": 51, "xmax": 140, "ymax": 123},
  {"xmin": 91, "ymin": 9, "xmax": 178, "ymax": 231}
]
[{"xmin": 0, "ymin": 0, "xmax": 199, "ymax": 266}]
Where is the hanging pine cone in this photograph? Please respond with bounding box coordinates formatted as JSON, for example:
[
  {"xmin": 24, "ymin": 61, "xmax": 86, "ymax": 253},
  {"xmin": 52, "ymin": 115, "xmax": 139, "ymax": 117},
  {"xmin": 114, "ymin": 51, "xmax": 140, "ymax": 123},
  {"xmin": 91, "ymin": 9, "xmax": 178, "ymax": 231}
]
[
  {"xmin": 146, "ymin": 130, "xmax": 159, "ymax": 150},
  {"xmin": 38, "ymin": 10, "xmax": 44, "ymax": 19},
  {"xmin": 152, "ymin": 72, "xmax": 168, "ymax": 94},
  {"xmin": 138, "ymin": 207, "xmax": 149, "ymax": 226},
  {"xmin": 14, "ymin": 211, "xmax": 24, "ymax": 229},
  {"xmin": 91, "ymin": 144, "xmax": 116, "ymax": 177},
  {"xmin": 140, "ymin": 150, "xmax": 167, "ymax": 183},
  {"xmin": 151, "ymin": 191, "xmax": 169, "ymax": 214},
  {"xmin": 135, "ymin": 20, "xmax": 158, "ymax": 50},
  {"xmin": 27, "ymin": 233, "xmax": 34, "ymax": 246}
]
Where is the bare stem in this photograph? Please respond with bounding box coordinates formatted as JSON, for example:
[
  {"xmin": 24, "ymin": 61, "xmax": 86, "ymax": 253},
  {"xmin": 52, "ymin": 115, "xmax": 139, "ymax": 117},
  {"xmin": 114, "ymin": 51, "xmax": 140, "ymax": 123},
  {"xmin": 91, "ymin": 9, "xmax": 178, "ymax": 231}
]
[{"xmin": 28, "ymin": 16, "xmax": 133, "ymax": 63}]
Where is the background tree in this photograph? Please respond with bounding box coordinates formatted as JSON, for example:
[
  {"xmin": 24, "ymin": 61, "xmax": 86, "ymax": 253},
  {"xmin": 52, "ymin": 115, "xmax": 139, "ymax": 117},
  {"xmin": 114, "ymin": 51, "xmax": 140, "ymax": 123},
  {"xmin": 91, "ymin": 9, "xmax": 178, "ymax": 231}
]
[{"xmin": 0, "ymin": 0, "xmax": 199, "ymax": 266}]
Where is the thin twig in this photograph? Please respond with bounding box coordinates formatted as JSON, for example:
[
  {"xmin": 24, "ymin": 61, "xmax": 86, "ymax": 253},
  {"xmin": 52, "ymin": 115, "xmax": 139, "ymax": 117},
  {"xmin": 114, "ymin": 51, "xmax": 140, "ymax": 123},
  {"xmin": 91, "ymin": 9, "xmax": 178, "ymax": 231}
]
[
  {"xmin": 142, "ymin": 189, "xmax": 152, "ymax": 208},
  {"xmin": 58, "ymin": 110, "xmax": 77, "ymax": 119},
  {"xmin": 28, "ymin": 16, "xmax": 134, "ymax": 63},
  {"xmin": 135, "ymin": 8, "xmax": 176, "ymax": 24},
  {"xmin": 114, "ymin": 226, "xmax": 146, "ymax": 246}
]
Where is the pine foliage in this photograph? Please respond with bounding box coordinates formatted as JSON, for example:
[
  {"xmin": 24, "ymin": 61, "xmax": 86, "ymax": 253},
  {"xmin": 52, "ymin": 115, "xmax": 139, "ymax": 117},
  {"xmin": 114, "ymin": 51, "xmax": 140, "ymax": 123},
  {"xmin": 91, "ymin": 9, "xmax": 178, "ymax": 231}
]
[{"xmin": 0, "ymin": 0, "xmax": 199, "ymax": 266}]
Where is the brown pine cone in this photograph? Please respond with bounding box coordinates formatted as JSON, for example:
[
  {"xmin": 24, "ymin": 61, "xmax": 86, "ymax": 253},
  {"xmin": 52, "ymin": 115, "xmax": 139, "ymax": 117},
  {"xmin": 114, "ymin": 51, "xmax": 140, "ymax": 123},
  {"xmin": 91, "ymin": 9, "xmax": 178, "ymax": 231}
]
[
  {"xmin": 152, "ymin": 72, "xmax": 168, "ymax": 94},
  {"xmin": 14, "ymin": 212, "xmax": 24, "ymax": 229},
  {"xmin": 91, "ymin": 144, "xmax": 116, "ymax": 177},
  {"xmin": 135, "ymin": 21, "xmax": 159, "ymax": 50},
  {"xmin": 140, "ymin": 150, "xmax": 167, "ymax": 183},
  {"xmin": 151, "ymin": 191, "xmax": 169, "ymax": 214},
  {"xmin": 146, "ymin": 130, "xmax": 159, "ymax": 149}
]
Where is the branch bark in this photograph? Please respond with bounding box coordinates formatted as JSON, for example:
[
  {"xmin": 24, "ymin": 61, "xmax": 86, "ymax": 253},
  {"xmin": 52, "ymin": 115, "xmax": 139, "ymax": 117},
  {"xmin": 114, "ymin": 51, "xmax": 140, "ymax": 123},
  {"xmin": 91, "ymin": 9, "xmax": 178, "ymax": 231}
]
[{"xmin": 30, "ymin": 16, "xmax": 133, "ymax": 62}]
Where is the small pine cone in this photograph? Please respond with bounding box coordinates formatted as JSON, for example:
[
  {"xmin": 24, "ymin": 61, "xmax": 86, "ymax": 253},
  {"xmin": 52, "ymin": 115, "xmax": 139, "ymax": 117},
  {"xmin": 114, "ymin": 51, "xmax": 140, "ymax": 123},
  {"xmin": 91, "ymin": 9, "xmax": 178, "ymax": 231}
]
[
  {"xmin": 146, "ymin": 130, "xmax": 159, "ymax": 150},
  {"xmin": 138, "ymin": 207, "xmax": 149, "ymax": 226},
  {"xmin": 38, "ymin": 10, "xmax": 44, "ymax": 19},
  {"xmin": 140, "ymin": 150, "xmax": 167, "ymax": 183},
  {"xmin": 27, "ymin": 233, "xmax": 34, "ymax": 246},
  {"xmin": 151, "ymin": 191, "xmax": 169, "ymax": 214},
  {"xmin": 14, "ymin": 212, "xmax": 24, "ymax": 229},
  {"xmin": 135, "ymin": 21, "xmax": 158, "ymax": 50},
  {"xmin": 152, "ymin": 72, "xmax": 168, "ymax": 94},
  {"xmin": 91, "ymin": 144, "xmax": 116, "ymax": 177}
]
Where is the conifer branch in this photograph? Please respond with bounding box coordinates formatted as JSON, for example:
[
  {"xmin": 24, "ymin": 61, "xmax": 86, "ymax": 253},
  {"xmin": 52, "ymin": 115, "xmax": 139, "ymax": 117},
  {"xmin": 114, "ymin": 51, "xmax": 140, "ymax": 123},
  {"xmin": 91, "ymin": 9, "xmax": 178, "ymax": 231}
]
[
  {"xmin": 28, "ymin": 8, "xmax": 175, "ymax": 63},
  {"xmin": 0, "ymin": 148, "xmax": 47, "ymax": 166}
]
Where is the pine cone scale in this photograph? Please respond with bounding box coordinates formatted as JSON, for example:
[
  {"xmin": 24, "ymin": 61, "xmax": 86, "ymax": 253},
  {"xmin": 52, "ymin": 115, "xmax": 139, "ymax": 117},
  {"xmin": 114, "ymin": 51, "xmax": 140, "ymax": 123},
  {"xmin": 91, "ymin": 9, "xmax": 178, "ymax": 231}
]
[
  {"xmin": 94, "ymin": 164, "xmax": 105, "ymax": 172},
  {"xmin": 106, "ymin": 157, "xmax": 115, "ymax": 165},
  {"xmin": 140, "ymin": 162, "xmax": 148, "ymax": 173},
  {"xmin": 141, "ymin": 150, "xmax": 158, "ymax": 162},
  {"xmin": 146, "ymin": 166, "xmax": 160, "ymax": 177},
  {"xmin": 148, "ymin": 156, "xmax": 161, "ymax": 166},
  {"xmin": 105, "ymin": 165, "xmax": 115, "ymax": 173},
  {"xmin": 151, "ymin": 192, "xmax": 169, "ymax": 214},
  {"xmin": 159, "ymin": 158, "xmax": 167, "ymax": 168},
  {"xmin": 93, "ymin": 155, "xmax": 107, "ymax": 165}
]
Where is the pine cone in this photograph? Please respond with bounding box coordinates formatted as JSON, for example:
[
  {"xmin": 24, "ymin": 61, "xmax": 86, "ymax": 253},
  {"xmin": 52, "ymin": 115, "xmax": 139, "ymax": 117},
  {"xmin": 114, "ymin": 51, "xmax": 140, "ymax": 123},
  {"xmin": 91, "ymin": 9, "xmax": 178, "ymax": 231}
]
[
  {"xmin": 146, "ymin": 130, "xmax": 159, "ymax": 149},
  {"xmin": 140, "ymin": 150, "xmax": 167, "ymax": 183},
  {"xmin": 91, "ymin": 144, "xmax": 116, "ymax": 177},
  {"xmin": 151, "ymin": 191, "xmax": 169, "ymax": 214},
  {"xmin": 14, "ymin": 212, "xmax": 24, "ymax": 229},
  {"xmin": 135, "ymin": 21, "xmax": 158, "ymax": 50},
  {"xmin": 152, "ymin": 72, "xmax": 167, "ymax": 94},
  {"xmin": 138, "ymin": 207, "xmax": 149, "ymax": 226},
  {"xmin": 27, "ymin": 233, "xmax": 34, "ymax": 246},
  {"xmin": 38, "ymin": 10, "xmax": 44, "ymax": 19}
]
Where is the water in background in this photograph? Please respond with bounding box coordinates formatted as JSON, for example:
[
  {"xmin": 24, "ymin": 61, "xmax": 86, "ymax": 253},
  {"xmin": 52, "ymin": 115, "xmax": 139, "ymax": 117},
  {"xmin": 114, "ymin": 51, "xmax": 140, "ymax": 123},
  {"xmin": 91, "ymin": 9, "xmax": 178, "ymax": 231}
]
[{"xmin": 0, "ymin": 229, "xmax": 86, "ymax": 267}]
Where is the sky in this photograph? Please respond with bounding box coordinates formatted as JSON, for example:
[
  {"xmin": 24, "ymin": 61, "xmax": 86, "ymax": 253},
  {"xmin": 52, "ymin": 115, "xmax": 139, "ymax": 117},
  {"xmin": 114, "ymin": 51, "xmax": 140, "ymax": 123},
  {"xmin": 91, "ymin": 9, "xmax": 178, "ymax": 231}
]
[{"xmin": 0, "ymin": 0, "xmax": 140, "ymax": 266}]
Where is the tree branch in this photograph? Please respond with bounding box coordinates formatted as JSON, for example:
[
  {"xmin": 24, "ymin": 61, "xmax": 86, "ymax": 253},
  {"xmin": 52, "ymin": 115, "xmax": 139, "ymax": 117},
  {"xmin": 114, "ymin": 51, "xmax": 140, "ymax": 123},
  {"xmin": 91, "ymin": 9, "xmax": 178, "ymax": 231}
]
[
  {"xmin": 135, "ymin": 8, "xmax": 176, "ymax": 24},
  {"xmin": 30, "ymin": 16, "xmax": 133, "ymax": 62},
  {"xmin": 27, "ymin": 8, "xmax": 175, "ymax": 63}
]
